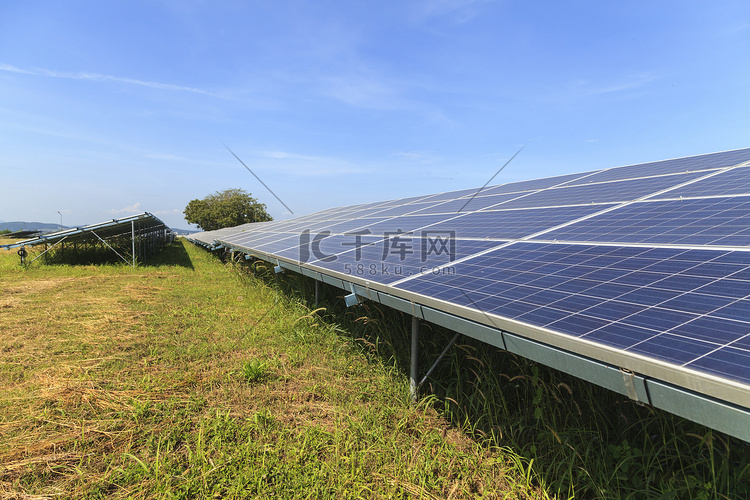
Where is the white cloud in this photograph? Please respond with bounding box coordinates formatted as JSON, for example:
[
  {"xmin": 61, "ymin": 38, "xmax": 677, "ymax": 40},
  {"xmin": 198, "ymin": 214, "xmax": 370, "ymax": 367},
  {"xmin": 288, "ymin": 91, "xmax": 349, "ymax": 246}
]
[
  {"xmin": 152, "ymin": 208, "xmax": 183, "ymax": 217},
  {"xmin": 563, "ymin": 72, "xmax": 661, "ymax": 99},
  {"xmin": 319, "ymin": 73, "xmax": 405, "ymax": 110},
  {"xmin": 0, "ymin": 63, "xmax": 217, "ymax": 96},
  {"xmin": 252, "ymin": 150, "xmax": 370, "ymax": 176},
  {"xmin": 393, "ymin": 151, "xmax": 442, "ymax": 164},
  {"xmin": 416, "ymin": 0, "xmax": 494, "ymax": 22},
  {"xmin": 111, "ymin": 202, "xmax": 142, "ymax": 214}
]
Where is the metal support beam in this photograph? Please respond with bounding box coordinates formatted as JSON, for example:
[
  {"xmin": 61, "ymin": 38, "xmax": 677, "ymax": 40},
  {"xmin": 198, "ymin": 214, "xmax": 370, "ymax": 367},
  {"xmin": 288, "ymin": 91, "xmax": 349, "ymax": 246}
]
[
  {"xmin": 315, "ymin": 279, "xmax": 321, "ymax": 307},
  {"xmin": 344, "ymin": 282, "xmax": 361, "ymax": 307},
  {"xmin": 29, "ymin": 236, "xmax": 69, "ymax": 264},
  {"xmin": 410, "ymin": 315, "xmax": 419, "ymax": 403},
  {"xmin": 90, "ymin": 230, "xmax": 131, "ymax": 266}
]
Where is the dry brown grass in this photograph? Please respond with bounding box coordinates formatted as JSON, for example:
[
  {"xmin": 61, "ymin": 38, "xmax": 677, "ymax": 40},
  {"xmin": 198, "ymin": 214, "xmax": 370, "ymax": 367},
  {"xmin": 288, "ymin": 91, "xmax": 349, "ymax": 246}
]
[
  {"xmin": 0, "ymin": 242, "xmax": 541, "ymax": 499},
  {"xmin": 0, "ymin": 266, "xmax": 177, "ymax": 496}
]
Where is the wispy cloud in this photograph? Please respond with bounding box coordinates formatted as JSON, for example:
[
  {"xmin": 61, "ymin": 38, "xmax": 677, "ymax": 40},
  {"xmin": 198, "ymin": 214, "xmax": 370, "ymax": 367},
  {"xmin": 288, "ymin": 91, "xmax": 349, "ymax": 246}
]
[
  {"xmin": 318, "ymin": 71, "xmax": 407, "ymax": 110},
  {"xmin": 152, "ymin": 208, "xmax": 183, "ymax": 217},
  {"xmin": 257, "ymin": 150, "xmax": 370, "ymax": 176},
  {"xmin": 0, "ymin": 63, "xmax": 216, "ymax": 96},
  {"xmin": 565, "ymin": 71, "xmax": 661, "ymax": 98},
  {"xmin": 393, "ymin": 150, "xmax": 442, "ymax": 164},
  {"xmin": 417, "ymin": 0, "xmax": 494, "ymax": 23},
  {"xmin": 111, "ymin": 202, "xmax": 142, "ymax": 214}
]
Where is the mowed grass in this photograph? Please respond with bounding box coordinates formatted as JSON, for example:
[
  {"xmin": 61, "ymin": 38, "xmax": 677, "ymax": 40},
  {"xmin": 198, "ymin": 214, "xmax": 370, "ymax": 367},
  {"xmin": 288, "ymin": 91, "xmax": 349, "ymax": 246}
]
[{"xmin": 0, "ymin": 239, "xmax": 539, "ymax": 499}]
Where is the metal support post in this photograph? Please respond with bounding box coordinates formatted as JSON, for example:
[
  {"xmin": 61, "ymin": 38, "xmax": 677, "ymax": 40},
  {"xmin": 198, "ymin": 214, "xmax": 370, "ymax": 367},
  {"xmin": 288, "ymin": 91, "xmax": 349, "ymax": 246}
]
[
  {"xmin": 314, "ymin": 279, "xmax": 320, "ymax": 307},
  {"xmin": 131, "ymin": 220, "xmax": 136, "ymax": 266},
  {"xmin": 410, "ymin": 315, "xmax": 419, "ymax": 403}
]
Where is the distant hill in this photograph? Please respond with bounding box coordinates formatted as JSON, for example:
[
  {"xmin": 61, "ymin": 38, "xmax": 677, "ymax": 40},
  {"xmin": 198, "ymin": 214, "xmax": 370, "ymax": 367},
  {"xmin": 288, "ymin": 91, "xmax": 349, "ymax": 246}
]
[{"xmin": 0, "ymin": 222, "xmax": 69, "ymax": 232}]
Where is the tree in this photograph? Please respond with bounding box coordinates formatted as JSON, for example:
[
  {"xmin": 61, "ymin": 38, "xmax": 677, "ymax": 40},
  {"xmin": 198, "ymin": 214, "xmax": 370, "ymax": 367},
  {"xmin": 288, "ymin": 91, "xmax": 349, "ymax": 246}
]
[{"xmin": 184, "ymin": 188, "xmax": 272, "ymax": 231}]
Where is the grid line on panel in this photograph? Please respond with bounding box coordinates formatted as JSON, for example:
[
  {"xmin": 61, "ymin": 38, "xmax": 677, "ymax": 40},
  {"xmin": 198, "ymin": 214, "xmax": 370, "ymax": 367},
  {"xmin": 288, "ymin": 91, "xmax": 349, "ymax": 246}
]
[
  {"xmin": 666, "ymin": 163, "xmax": 750, "ymax": 199},
  {"xmin": 540, "ymin": 196, "xmax": 750, "ymax": 247},
  {"xmin": 565, "ymin": 147, "xmax": 750, "ymax": 185},
  {"xmin": 394, "ymin": 242, "xmax": 750, "ymax": 371},
  {"xmin": 390, "ymin": 165, "xmax": 735, "ymax": 287},
  {"xmin": 493, "ymin": 171, "xmax": 706, "ymax": 210}
]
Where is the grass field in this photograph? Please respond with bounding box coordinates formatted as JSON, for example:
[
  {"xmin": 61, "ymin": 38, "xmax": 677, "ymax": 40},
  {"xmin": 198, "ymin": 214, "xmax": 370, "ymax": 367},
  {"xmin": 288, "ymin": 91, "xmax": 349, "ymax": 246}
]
[
  {"xmin": 1, "ymin": 238, "xmax": 749, "ymax": 499},
  {"xmin": 0, "ymin": 239, "xmax": 539, "ymax": 499}
]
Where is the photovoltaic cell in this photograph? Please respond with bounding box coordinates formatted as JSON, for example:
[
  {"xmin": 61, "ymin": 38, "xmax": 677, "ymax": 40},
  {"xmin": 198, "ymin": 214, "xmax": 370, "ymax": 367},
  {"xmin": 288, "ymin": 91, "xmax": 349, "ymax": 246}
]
[
  {"xmin": 305, "ymin": 237, "xmax": 501, "ymax": 285},
  {"xmin": 408, "ymin": 192, "xmax": 524, "ymax": 214},
  {"xmin": 415, "ymin": 204, "xmax": 607, "ymax": 239},
  {"xmin": 480, "ymin": 171, "xmax": 594, "ymax": 195},
  {"xmin": 395, "ymin": 241, "xmax": 750, "ymax": 386},
  {"xmin": 666, "ymin": 166, "xmax": 750, "ymax": 198},
  {"xmin": 540, "ymin": 197, "xmax": 750, "ymax": 246},
  {"xmin": 566, "ymin": 148, "xmax": 750, "ymax": 185},
  {"xmin": 496, "ymin": 171, "xmax": 706, "ymax": 209}
]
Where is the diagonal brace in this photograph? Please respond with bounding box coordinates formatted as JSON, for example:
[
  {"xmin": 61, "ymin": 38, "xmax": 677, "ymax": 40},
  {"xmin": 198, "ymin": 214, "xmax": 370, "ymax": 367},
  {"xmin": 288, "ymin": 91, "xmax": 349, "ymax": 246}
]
[
  {"xmin": 90, "ymin": 230, "xmax": 132, "ymax": 266},
  {"xmin": 29, "ymin": 236, "xmax": 69, "ymax": 264},
  {"xmin": 418, "ymin": 332, "xmax": 462, "ymax": 389}
]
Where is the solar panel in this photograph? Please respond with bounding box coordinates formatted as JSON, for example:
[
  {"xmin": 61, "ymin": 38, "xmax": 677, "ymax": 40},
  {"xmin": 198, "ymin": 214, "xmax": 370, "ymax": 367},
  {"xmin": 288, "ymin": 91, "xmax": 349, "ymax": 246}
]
[
  {"xmin": 566, "ymin": 147, "xmax": 750, "ymax": 184},
  {"xmin": 542, "ymin": 197, "xmax": 750, "ymax": 246},
  {"xmin": 1, "ymin": 213, "xmax": 174, "ymax": 265},
  {"xmin": 190, "ymin": 147, "xmax": 750, "ymax": 440}
]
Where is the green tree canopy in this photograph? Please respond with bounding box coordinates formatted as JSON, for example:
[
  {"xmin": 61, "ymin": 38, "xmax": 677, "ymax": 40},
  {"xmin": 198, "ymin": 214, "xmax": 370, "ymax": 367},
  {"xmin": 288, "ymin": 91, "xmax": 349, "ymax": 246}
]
[{"xmin": 184, "ymin": 188, "xmax": 273, "ymax": 231}]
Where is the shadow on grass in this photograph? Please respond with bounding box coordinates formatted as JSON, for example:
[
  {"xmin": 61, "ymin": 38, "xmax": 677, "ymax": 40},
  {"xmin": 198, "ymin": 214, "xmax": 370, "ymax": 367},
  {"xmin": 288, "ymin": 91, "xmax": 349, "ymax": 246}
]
[
  {"xmin": 23, "ymin": 240, "xmax": 194, "ymax": 269},
  {"xmin": 142, "ymin": 240, "xmax": 194, "ymax": 269}
]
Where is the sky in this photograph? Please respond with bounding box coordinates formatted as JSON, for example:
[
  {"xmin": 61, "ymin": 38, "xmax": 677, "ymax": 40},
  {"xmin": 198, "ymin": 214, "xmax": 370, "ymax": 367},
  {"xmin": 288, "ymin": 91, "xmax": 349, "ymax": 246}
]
[{"xmin": 1, "ymin": 1, "xmax": 749, "ymax": 230}]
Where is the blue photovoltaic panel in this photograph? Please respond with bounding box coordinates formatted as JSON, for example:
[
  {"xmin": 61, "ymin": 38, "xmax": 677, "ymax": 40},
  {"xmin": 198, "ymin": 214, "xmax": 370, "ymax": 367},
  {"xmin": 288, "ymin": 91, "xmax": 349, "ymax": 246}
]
[
  {"xmin": 362, "ymin": 202, "xmax": 442, "ymax": 217},
  {"xmin": 541, "ymin": 197, "xmax": 750, "ymax": 246},
  {"xmin": 316, "ymin": 217, "xmax": 393, "ymax": 235},
  {"xmin": 368, "ymin": 193, "xmax": 441, "ymax": 208},
  {"xmin": 354, "ymin": 214, "xmax": 458, "ymax": 236},
  {"xmin": 419, "ymin": 204, "xmax": 608, "ymax": 239},
  {"xmin": 496, "ymin": 171, "xmax": 706, "ymax": 209},
  {"xmin": 195, "ymin": 147, "xmax": 750, "ymax": 415},
  {"xmin": 417, "ymin": 187, "xmax": 494, "ymax": 203},
  {"xmin": 665, "ymin": 166, "xmax": 750, "ymax": 199},
  {"xmin": 223, "ymin": 232, "xmax": 300, "ymax": 250},
  {"xmin": 305, "ymin": 237, "xmax": 502, "ymax": 285},
  {"xmin": 395, "ymin": 241, "xmax": 750, "ymax": 385},
  {"xmin": 566, "ymin": 148, "xmax": 750, "ymax": 185},
  {"xmin": 480, "ymin": 171, "xmax": 594, "ymax": 195},
  {"xmin": 408, "ymin": 192, "xmax": 526, "ymax": 214}
]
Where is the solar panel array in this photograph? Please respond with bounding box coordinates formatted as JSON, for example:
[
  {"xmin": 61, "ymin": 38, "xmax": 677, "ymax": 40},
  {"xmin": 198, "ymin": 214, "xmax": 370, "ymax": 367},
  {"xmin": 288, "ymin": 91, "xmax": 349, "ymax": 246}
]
[
  {"xmin": 191, "ymin": 148, "xmax": 750, "ymax": 410},
  {"xmin": 1, "ymin": 213, "xmax": 171, "ymax": 250}
]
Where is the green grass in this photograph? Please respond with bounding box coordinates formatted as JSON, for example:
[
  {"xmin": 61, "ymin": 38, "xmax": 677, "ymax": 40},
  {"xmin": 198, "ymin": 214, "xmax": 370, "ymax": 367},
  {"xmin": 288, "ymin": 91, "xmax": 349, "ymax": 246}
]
[
  {"xmin": 3, "ymin": 237, "xmax": 750, "ymax": 499},
  {"xmin": 0, "ymin": 239, "xmax": 538, "ymax": 499}
]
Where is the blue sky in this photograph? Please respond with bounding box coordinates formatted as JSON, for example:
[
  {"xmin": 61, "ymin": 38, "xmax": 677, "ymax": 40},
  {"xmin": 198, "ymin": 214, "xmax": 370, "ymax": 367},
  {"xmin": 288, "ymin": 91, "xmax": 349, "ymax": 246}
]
[{"xmin": 1, "ymin": 1, "xmax": 749, "ymax": 229}]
